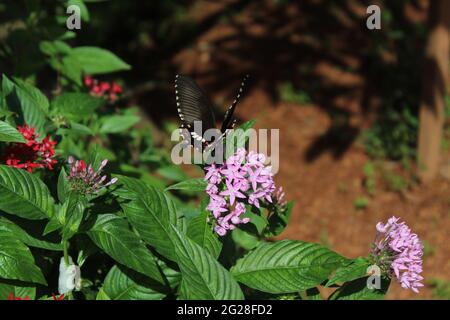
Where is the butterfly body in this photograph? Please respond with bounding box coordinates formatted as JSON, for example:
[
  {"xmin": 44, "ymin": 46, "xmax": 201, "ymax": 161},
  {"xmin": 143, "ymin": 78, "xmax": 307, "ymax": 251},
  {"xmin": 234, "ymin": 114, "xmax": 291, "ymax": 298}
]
[{"xmin": 175, "ymin": 74, "xmax": 249, "ymax": 151}]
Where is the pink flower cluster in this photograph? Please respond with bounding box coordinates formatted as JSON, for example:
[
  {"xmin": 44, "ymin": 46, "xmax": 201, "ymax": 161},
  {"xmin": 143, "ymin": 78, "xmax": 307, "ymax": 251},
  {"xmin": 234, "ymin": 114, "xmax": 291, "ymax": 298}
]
[
  {"xmin": 84, "ymin": 75, "xmax": 122, "ymax": 102},
  {"xmin": 204, "ymin": 148, "xmax": 279, "ymax": 236},
  {"xmin": 372, "ymin": 216, "xmax": 424, "ymax": 293},
  {"xmin": 67, "ymin": 156, "xmax": 118, "ymax": 195}
]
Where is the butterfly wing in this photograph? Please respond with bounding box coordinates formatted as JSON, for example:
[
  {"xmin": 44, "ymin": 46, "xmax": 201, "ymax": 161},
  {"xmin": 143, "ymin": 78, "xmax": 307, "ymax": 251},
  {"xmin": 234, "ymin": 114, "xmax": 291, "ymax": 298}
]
[
  {"xmin": 220, "ymin": 74, "xmax": 249, "ymax": 133},
  {"xmin": 175, "ymin": 74, "xmax": 216, "ymax": 131}
]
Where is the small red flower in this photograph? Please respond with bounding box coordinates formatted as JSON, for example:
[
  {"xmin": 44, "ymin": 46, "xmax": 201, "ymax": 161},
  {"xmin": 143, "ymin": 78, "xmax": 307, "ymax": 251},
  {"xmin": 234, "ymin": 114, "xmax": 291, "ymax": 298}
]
[
  {"xmin": 9, "ymin": 292, "xmax": 30, "ymax": 300},
  {"xmin": 83, "ymin": 75, "xmax": 122, "ymax": 103},
  {"xmin": 52, "ymin": 293, "xmax": 65, "ymax": 300},
  {"xmin": 111, "ymin": 82, "xmax": 122, "ymax": 94},
  {"xmin": 84, "ymin": 75, "xmax": 94, "ymax": 87},
  {"xmin": 2, "ymin": 124, "xmax": 57, "ymax": 172}
]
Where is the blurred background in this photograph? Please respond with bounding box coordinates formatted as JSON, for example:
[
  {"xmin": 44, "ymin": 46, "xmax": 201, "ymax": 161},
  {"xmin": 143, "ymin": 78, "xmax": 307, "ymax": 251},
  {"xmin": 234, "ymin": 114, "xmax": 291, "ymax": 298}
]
[{"xmin": 1, "ymin": 0, "xmax": 449, "ymax": 299}]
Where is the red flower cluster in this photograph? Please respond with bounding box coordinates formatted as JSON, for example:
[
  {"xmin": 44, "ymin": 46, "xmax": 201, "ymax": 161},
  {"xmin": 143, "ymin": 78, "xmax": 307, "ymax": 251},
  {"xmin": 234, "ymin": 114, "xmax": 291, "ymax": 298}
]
[
  {"xmin": 84, "ymin": 75, "xmax": 122, "ymax": 102},
  {"xmin": 9, "ymin": 292, "xmax": 29, "ymax": 300},
  {"xmin": 8, "ymin": 292, "xmax": 65, "ymax": 300},
  {"xmin": 3, "ymin": 125, "xmax": 57, "ymax": 172}
]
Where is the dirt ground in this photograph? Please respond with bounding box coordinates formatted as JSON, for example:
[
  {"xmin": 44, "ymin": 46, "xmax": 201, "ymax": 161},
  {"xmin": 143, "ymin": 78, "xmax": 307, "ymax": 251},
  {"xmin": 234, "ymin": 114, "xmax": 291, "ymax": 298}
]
[{"xmin": 169, "ymin": 0, "xmax": 449, "ymax": 299}]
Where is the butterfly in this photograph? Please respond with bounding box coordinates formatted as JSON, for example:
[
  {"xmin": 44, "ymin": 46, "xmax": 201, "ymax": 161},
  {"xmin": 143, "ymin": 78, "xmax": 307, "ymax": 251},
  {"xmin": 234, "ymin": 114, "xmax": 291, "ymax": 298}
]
[{"xmin": 175, "ymin": 74, "xmax": 249, "ymax": 151}]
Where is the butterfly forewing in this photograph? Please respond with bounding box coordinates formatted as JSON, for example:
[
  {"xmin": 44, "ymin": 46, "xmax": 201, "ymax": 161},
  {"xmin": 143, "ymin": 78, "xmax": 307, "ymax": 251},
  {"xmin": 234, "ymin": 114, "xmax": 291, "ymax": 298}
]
[{"xmin": 175, "ymin": 75, "xmax": 216, "ymax": 131}]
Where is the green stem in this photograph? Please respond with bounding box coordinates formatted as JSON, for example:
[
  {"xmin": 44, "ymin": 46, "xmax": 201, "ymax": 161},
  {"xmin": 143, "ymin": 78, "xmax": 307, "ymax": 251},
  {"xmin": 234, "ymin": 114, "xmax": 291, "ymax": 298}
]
[{"xmin": 63, "ymin": 240, "xmax": 70, "ymax": 267}]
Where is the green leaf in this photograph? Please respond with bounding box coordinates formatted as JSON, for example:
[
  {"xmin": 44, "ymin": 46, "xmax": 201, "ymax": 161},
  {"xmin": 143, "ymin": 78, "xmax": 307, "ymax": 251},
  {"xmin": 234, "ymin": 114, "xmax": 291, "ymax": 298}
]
[
  {"xmin": 13, "ymin": 79, "xmax": 49, "ymax": 113},
  {"xmin": 157, "ymin": 165, "xmax": 189, "ymax": 182},
  {"xmin": 0, "ymin": 231, "xmax": 46, "ymax": 285},
  {"xmin": 102, "ymin": 265, "xmax": 167, "ymax": 300},
  {"xmin": 231, "ymin": 228, "xmax": 261, "ymax": 251},
  {"xmin": 329, "ymin": 276, "xmax": 390, "ymax": 300},
  {"xmin": 0, "ymin": 165, "xmax": 55, "ymax": 220},
  {"xmin": 0, "ymin": 120, "xmax": 26, "ymax": 143},
  {"xmin": 265, "ymin": 201, "xmax": 294, "ymax": 237},
  {"xmin": 186, "ymin": 211, "xmax": 222, "ymax": 259},
  {"xmin": 172, "ymin": 227, "xmax": 244, "ymax": 300},
  {"xmin": 60, "ymin": 193, "xmax": 87, "ymax": 240},
  {"xmin": 96, "ymin": 288, "xmax": 111, "ymax": 300},
  {"xmin": 61, "ymin": 55, "xmax": 83, "ymax": 86},
  {"xmin": 118, "ymin": 178, "xmax": 183, "ymax": 262},
  {"xmin": 14, "ymin": 79, "xmax": 49, "ymax": 135},
  {"xmin": 116, "ymin": 165, "xmax": 166, "ymax": 190},
  {"xmin": 70, "ymin": 47, "xmax": 131, "ymax": 75},
  {"xmin": 39, "ymin": 40, "xmax": 72, "ymax": 56},
  {"xmin": 87, "ymin": 214, "xmax": 164, "ymax": 284},
  {"xmin": 57, "ymin": 167, "xmax": 69, "ymax": 203},
  {"xmin": 243, "ymin": 211, "xmax": 267, "ymax": 235},
  {"xmin": 52, "ymin": 93, "xmax": 104, "ymax": 121},
  {"xmin": 67, "ymin": 0, "xmax": 90, "ymax": 22},
  {"xmin": 99, "ymin": 115, "xmax": 140, "ymax": 134},
  {"xmin": 67, "ymin": 122, "xmax": 93, "ymax": 136},
  {"xmin": 165, "ymin": 178, "xmax": 207, "ymax": 192},
  {"xmin": 0, "ymin": 217, "xmax": 62, "ymax": 251},
  {"xmin": 231, "ymin": 240, "xmax": 348, "ymax": 294},
  {"xmin": 3, "ymin": 77, "xmax": 48, "ymax": 135},
  {"xmin": 326, "ymin": 257, "xmax": 371, "ymax": 287},
  {"xmin": 157, "ymin": 259, "xmax": 181, "ymax": 291}
]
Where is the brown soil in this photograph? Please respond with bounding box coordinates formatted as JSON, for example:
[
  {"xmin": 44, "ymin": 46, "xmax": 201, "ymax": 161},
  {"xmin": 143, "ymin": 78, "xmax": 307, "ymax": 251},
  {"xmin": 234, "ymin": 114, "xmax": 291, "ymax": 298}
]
[{"xmin": 170, "ymin": 0, "xmax": 449, "ymax": 299}]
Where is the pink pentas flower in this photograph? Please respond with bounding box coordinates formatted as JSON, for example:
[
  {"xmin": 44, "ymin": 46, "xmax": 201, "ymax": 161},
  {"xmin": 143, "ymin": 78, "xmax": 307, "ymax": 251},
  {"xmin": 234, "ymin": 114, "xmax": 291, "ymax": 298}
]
[
  {"xmin": 371, "ymin": 216, "xmax": 424, "ymax": 293},
  {"xmin": 204, "ymin": 148, "xmax": 285, "ymax": 236},
  {"xmin": 67, "ymin": 156, "xmax": 117, "ymax": 195}
]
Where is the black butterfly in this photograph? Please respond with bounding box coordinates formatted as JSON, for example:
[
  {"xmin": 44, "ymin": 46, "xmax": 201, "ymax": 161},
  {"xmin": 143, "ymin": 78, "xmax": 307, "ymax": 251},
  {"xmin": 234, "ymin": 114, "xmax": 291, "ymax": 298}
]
[{"xmin": 175, "ymin": 74, "xmax": 249, "ymax": 151}]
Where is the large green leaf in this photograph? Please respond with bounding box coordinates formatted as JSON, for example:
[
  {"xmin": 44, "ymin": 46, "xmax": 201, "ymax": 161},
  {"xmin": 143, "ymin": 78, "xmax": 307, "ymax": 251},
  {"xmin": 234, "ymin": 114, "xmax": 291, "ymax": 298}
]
[
  {"xmin": 2, "ymin": 76, "xmax": 47, "ymax": 135},
  {"xmin": 186, "ymin": 211, "xmax": 222, "ymax": 259},
  {"xmin": 0, "ymin": 165, "xmax": 55, "ymax": 220},
  {"xmin": 231, "ymin": 228, "xmax": 261, "ymax": 251},
  {"xmin": 0, "ymin": 217, "xmax": 62, "ymax": 251},
  {"xmin": 57, "ymin": 167, "xmax": 69, "ymax": 203},
  {"xmin": 87, "ymin": 214, "xmax": 164, "ymax": 284},
  {"xmin": 60, "ymin": 193, "xmax": 87, "ymax": 240},
  {"xmin": 165, "ymin": 178, "xmax": 207, "ymax": 192},
  {"xmin": 0, "ymin": 231, "xmax": 46, "ymax": 285},
  {"xmin": 61, "ymin": 55, "xmax": 83, "ymax": 86},
  {"xmin": 99, "ymin": 115, "xmax": 140, "ymax": 134},
  {"xmin": 102, "ymin": 265, "xmax": 167, "ymax": 300},
  {"xmin": 326, "ymin": 257, "xmax": 371, "ymax": 287},
  {"xmin": 231, "ymin": 240, "xmax": 348, "ymax": 294},
  {"xmin": 52, "ymin": 93, "xmax": 104, "ymax": 121},
  {"xmin": 0, "ymin": 120, "xmax": 26, "ymax": 143},
  {"xmin": 156, "ymin": 165, "xmax": 189, "ymax": 182},
  {"xmin": 329, "ymin": 276, "xmax": 390, "ymax": 300},
  {"xmin": 13, "ymin": 79, "xmax": 49, "ymax": 113},
  {"xmin": 116, "ymin": 176, "xmax": 184, "ymax": 262},
  {"xmin": 172, "ymin": 227, "xmax": 244, "ymax": 300},
  {"xmin": 11, "ymin": 79, "xmax": 48, "ymax": 135},
  {"xmin": 71, "ymin": 47, "xmax": 131, "ymax": 74}
]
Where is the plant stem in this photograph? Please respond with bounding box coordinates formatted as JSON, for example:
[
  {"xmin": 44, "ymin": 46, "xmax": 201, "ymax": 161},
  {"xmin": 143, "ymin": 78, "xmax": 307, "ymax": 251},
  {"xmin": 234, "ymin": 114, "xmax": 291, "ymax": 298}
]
[{"xmin": 63, "ymin": 240, "xmax": 70, "ymax": 267}]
